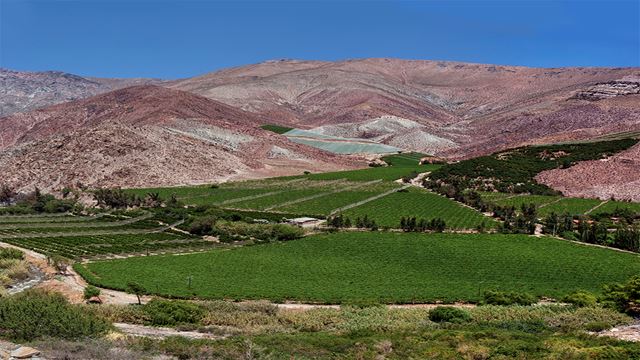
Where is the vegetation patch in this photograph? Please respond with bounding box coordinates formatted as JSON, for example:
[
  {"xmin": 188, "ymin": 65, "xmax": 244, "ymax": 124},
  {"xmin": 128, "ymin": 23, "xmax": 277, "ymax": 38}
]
[
  {"xmin": 79, "ymin": 232, "xmax": 640, "ymax": 303},
  {"xmin": 260, "ymin": 124, "xmax": 294, "ymax": 134},
  {"xmin": 428, "ymin": 138, "xmax": 637, "ymax": 195}
]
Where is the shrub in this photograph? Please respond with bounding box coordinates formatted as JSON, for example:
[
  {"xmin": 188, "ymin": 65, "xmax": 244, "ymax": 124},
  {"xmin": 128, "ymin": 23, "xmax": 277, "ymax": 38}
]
[
  {"xmin": 584, "ymin": 321, "xmax": 611, "ymax": 332},
  {"xmin": 602, "ymin": 275, "xmax": 640, "ymax": 315},
  {"xmin": 143, "ymin": 298, "xmax": 205, "ymax": 326},
  {"xmin": 0, "ymin": 290, "xmax": 110, "ymax": 341},
  {"xmin": 562, "ymin": 290, "xmax": 597, "ymax": 307},
  {"xmin": 0, "ymin": 248, "xmax": 24, "ymax": 260},
  {"xmin": 428, "ymin": 306, "xmax": 471, "ymax": 323},
  {"xmin": 84, "ymin": 285, "xmax": 101, "ymax": 301},
  {"xmin": 483, "ymin": 290, "xmax": 537, "ymax": 306}
]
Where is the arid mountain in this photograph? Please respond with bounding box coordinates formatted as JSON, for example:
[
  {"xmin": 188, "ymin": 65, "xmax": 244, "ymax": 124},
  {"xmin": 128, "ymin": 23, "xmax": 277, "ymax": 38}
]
[
  {"xmin": 0, "ymin": 85, "xmax": 359, "ymax": 192},
  {"xmin": 535, "ymin": 142, "xmax": 640, "ymax": 202},
  {"xmin": 2, "ymin": 59, "xmax": 639, "ymax": 195},
  {"xmin": 169, "ymin": 59, "xmax": 640, "ymax": 156},
  {"xmin": 0, "ymin": 68, "xmax": 159, "ymax": 117}
]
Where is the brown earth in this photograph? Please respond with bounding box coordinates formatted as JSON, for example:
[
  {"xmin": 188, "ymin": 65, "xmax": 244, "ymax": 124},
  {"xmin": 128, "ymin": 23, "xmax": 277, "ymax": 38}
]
[
  {"xmin": 0, "ymin": 85, "xmax": 360, "ymax": 192},
  {"xmin": 0, "ymin": 68, "xmax": 159, "ymax": 117},
  {"xmin": 535, "ymin": 143, "xmax": 640, "ymax": 201},
  {"xmin": 1, "ymin": 59, "xmax": 639, "ymax": 192}
]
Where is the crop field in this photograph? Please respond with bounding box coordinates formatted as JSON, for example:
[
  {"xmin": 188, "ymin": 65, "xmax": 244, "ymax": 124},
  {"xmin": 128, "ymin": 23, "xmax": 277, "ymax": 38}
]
[
  {"xmin": 537, "ymin": 198, "xmax": 604, "ymax": 217},
  {"xmin": 593, "ymin": 200, "xmax": 640, "ymax": 215},
  {"xmin": 493, "ymin": 194, "xmax": 561, "ymax": 208},
  {"xmin": 3, "ymin": 231, "xmax": 212, "ymax": 259},
  {"xmin": 341, "ymin": 187, "xmax": 494, "ymax": 229},
  {"xmin": 305, "ymin": 164, "xmax": 440, "ymax": 182},
  {"xmin": 478, "ymin": 192, "xmax": 513, "ymax": 202},
  {"xmin": 276, "ymin": 183, "xmax": 401, "ymax": 215},
  {"xmin": 380, "ymin": 152, "xmax": 426, "ymax": 167},
  {"xmin": 77, "ymin": 232, "xmax": 640, "ymax": 303}
]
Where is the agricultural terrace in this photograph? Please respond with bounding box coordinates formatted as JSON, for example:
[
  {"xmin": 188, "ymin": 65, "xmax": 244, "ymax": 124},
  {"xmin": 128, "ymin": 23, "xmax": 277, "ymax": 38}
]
[
  {"xmin": 77, "ymin": 232, "xmax": 640, "ymax": 304},
  {"xmin": 0, "ymin": 212, "xmax": 208, "ymax": 259},
  {"xmin": 480, "ymin": 192, "xmax": 640, "ymax": 218},
  {"xmin": 341, "ymin": 187, "xmax": 495, "ymax": 229},
  {"xmin": 121, "ymin": 155, "xmax": 457, "ymax": 227}
]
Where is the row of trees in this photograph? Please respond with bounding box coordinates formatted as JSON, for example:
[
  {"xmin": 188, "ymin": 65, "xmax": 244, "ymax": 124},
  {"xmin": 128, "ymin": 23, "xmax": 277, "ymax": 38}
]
[
  {"xmin": 399, "ymin": 216, "xmax": 446, "ymax": 232},
  {"xmin": 326, "ymin": 214, "xmax": 378, "ymax": 230},
  {"xmin": 496, "ymin": 203, "xmax": 538, "ymax": 235},
  {"xmin": 93, "ymin": 188, "xmax": 178, "ymax": 209},
  {"xmin": 542, "ymin": 212, "xmax": 640, "ymax": 252}
]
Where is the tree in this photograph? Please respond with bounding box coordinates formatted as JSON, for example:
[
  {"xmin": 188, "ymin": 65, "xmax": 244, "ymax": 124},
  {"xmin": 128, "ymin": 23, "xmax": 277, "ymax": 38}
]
[
  {"xmin": 0, "ymin": 184, "xmax": 16, "ymax": 204},
  {"xmin": 51, "ymin": 255, "xmax": 70, "ymax": 275},
  {"xmin": 126, "ymin": 281, "xmax": 146, "ymax": 305},
  {"xmin": 83, "ymin": 285, "xmax": 101, "ymax": 303}
]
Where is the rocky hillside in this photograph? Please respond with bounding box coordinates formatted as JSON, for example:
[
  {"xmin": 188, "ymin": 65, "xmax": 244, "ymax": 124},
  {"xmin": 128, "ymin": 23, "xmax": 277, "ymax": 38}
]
[
  {"xmin": 0, "ymin": 68, "xmax": 159, "ymax": 117},
  {"xmin": 0, "ymin": 86, "xmax": 359, "ymax": 192},
  {"xmin": 536, "ymin": 142, "xmax": 640, "ymax": 202},
  {"xmin": 168, "ymin": 59, "xmax": 640, "ymax": 155},
  {"xmin": 4, "ymin": 60, "xmax": 639, "ymax": 157}
]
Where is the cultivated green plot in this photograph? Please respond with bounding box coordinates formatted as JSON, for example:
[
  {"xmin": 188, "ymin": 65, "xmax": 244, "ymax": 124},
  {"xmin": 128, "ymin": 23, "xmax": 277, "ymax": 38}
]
[
  {"xmin": 592, "ymin": 200, "xmax": 640, "ymax": 215},
  {"xmin": 277, "ymin": 183, "xmax": 401, "ymax": 215},
  {"xmin": 180, "ymin": 188, "xmax": 282, "ymax": 206},
  {"xmin": 78, "ymin": 232, "xmax": 640, "ymax": 303},
  {"xmin": 305, "ymin": 164, "xmax": 440, "ymax": 182},
  {"xmin": 229, "ymin": 189, "xmax": 330, "ymax": 210},
  {"xmin": 381, "ymin": 152, "xmax": 426, "ymax": 167},
  {"xmin": 478, "ymin": 192, "xmax": 513, "ymax": 202},
  {"xmin": 538, "ymin": 198, "xmax": 604, "ymax": 217},
  {"xmin": 3, "ymin": 231, "xmax": 208, "ymax": 259},
  {"xmin": 341, "ymin": 187, "xmax": 494, "ymax": 229},
  {"xmin": 494, "ymin": 194, "xmax": 561, "ymax": 209}
]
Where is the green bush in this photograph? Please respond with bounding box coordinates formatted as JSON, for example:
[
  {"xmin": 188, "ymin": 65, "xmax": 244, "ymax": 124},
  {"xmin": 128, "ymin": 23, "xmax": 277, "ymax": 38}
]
[
  {"xmin": 0, "ymin": 290, "xmax": 110, "ymax": 341},
  {"xmin": 602, "ymin": 275, "xmax": 640, "ymax": 314},
  {"xmin": 0, "ymin": 248, "xmax": 24, "ymax": 260},
  {"xmin": 483, "ymin": 290, "xmax": 537, "ymax": 306},
  {"xmin": 584, "ymin": 321, "xmax": 611, "ymax": 332},
  {"xmin": 428, "ymin": 306, "xmax": 471, "ymax": 323},
  {"xmin": 143, "ymin": 298, "xmax": 205, "ymax": 326},
  {"xmin": 563, "ymin": 290, "xmax": 597, "ymax": 307}
]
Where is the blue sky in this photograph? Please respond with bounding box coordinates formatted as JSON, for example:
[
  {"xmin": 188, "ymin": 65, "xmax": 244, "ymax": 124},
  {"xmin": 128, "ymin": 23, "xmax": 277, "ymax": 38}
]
[{"xmin": 1, "ymin": 0, "xmax": 638, "ymax": 79}]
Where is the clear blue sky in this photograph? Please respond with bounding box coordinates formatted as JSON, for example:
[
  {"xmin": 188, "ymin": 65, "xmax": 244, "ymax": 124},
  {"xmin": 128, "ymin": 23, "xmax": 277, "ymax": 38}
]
[{"xmin": 1, "ymin": 0, "xmax": 638, "ymax": 79}]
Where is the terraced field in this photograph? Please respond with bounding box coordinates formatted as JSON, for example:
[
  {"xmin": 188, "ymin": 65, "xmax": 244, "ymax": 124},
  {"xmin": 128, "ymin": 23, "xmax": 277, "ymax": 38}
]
[
  {"xmin": 341, "ymin": 187, "xmax": 494, "ymax": 229},
  {"xmin": 493, "ymin": 194, "xmax": 561, "ymax": 208},
  {"xmin": 0, "ymin": 212, "xmax": 202, "ymax": 259},
  {"xmin": 77, "ymin": 232, "xmax": 640, "ymax": 303},
  {"xmin": 305, "ymin": 164, "xmax": 440, "ymax": 182},
  {"xmin": 277, "ymin": 183, "xmax": 401, "ymax": 215},
  {"xmin": 537, "ymin": 198, "xmax": 604, "ymax": 217},
  {"xmin": 593, "ymin": 200, "xmax": 640, "ymax": 215},
  {"xmin": 3, "ymin": 231, "xmax": 212, "ymax": 259}
]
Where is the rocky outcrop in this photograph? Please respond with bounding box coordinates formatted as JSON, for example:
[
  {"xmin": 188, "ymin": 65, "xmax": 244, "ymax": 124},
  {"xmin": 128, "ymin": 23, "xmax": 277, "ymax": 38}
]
[{"xmin": 574, "ymin": 81, "xmax": 640, "ymax": 100}]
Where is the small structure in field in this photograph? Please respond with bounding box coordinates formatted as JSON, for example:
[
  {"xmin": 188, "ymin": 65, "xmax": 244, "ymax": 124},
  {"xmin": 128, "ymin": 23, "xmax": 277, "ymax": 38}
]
[
  {"xmin": 286, "ymin": 217, "xmax": 320, "ymax": 227},
  {"xmin": 420, "ymin": 156, "xmax": 447, "ymax": 165}
]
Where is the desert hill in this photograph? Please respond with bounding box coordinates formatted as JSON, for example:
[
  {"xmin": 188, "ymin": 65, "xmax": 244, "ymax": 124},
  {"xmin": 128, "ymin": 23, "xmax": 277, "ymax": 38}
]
[{"xmin": 0, "ymin": 85, "xmax": 358, "ymax": 192}]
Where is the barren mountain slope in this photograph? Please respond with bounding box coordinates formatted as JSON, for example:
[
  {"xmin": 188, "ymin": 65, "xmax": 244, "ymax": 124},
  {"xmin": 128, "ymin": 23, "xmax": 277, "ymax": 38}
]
[
  {"xmin": 0, "ymin": 86, "xmax": 359, "ymax": 192},
  {"xmin": 170, "ymin": 59, "xmax": 640, "ymax": 156},
  {"xmin": 535, "ymin": 142, "xmax": 640, "ymax": 201},
  {"xmin": 0, "ymin": 68, "xmax": 159, "ymax": 117},
  {"xmin": 170, "ymin": 58, "xmax": 636, "ymax": 125}
]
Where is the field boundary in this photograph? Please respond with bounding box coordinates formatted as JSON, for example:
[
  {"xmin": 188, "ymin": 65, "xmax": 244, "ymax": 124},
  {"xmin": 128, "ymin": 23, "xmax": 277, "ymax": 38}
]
[
  {"xmin": 585, "ymin": 200, "xmax": 609, "ymax": 215},
  {"xmin": 265, "ymin": 180, "xmax": 382, "ymax": 211},
  {"xmin": 330, "ymin": 184, "xmax": 410, "ymax": 215},
  {"xmin": 0, "ymin": 212, "xmax": 152, "ymax": 229}
]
